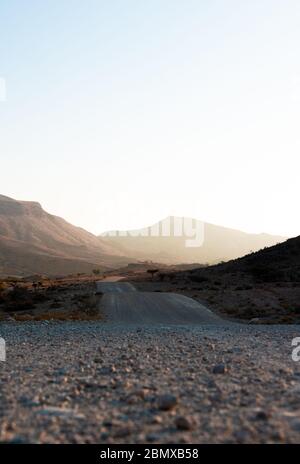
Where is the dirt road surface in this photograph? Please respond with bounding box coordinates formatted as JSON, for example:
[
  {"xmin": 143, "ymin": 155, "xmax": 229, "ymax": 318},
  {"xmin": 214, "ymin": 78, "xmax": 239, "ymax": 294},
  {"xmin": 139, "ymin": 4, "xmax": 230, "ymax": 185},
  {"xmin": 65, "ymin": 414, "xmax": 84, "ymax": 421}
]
[
  {"xmin": 97, "ymin": 281, "xmax": 221, "ymax": 325},
  {"xmin": 1, "ymin": 281, "xmax": 300, "ymax": 444}
]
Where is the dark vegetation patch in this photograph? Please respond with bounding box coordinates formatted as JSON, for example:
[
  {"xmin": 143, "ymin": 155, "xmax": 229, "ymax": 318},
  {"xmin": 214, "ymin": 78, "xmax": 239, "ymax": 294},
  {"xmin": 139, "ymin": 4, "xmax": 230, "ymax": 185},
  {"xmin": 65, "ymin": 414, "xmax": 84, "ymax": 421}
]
[{"xmin": 0, "ymin": 278, "xmax": 103, "ymax": 321}]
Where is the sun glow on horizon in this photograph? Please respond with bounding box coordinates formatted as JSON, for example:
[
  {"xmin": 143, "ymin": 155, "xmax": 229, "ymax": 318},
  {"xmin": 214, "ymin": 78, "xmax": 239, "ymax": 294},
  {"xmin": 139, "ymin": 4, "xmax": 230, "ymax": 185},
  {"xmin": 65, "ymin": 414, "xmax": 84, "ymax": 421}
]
[{"xmin": 0, "ymin": 1, "xmax": 299, "ymax": 238}]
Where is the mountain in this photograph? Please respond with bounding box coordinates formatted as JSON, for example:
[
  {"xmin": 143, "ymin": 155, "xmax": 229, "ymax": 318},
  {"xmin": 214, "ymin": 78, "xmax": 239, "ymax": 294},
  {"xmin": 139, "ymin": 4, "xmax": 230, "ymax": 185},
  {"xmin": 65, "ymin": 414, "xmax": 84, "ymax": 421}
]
[
  {"xmin": 100, "ymin": 216, "xmax": 286, "ymax": 265},
  {"xmin": 171, "ymin": 235, "xmax": 300, "ymax": 323},
  {"xmin": 0, "ymin": 195, "xmax": 132, "ymax": 277},
  {"xmin": 205, "ymin": 234, "xmax": 300, "ymax": 282},
  {"xmin": 0, "ymin": 196, "xmax": 289, "ymax": 277}
]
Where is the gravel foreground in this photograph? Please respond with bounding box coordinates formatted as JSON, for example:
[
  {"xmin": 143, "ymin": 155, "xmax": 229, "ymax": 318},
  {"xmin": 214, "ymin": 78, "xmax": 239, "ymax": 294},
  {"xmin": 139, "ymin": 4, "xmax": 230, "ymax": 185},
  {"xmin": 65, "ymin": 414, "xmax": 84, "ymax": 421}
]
[{"xmin": 1, "ymin": 322, "xmax": 300, "ymax": 444}]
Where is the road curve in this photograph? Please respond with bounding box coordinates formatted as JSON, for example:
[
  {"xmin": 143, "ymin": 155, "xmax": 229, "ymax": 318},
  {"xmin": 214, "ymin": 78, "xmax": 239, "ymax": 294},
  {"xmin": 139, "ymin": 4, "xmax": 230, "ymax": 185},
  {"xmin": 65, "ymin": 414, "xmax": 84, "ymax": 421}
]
[
  {"xmin": 97, "ymin": 281, "xmax": 222, "ymax": 325},
  {"xmin": 97, "ymin": 281, "xmax": 136, "ymax": 293}
]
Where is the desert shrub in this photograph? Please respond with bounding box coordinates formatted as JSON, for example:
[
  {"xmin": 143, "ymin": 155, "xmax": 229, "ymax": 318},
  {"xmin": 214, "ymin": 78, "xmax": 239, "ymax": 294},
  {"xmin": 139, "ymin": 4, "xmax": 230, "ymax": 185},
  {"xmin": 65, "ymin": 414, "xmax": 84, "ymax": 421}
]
[
  {"xmin": 165, "ymin": 273, "xmax": 176, "ymax": 281},
  {"xmin": 189, "ymin": 274, "xmax": 209, "ymax": 284},
  {"xmin": 49, "ymin": 301, "xmax": 63, "ymax": 309},
  {"xmin": 249, "ymin": 265, "xmax": 286, "ymax": 282},
  {"xmin": 3, "ymin": 287, "xmax": 36, "ymax": 312},
  {"xmin": 290, "ymin": 270, "xmax": 300, "ymax": 282},
  {"xmin": 291, "ymin": 304, "xmax": 300, "ymax": 314},
  {"xmin": 147, "ymin": 269, "xmax": 159, "ymax": 280},
  {"xmin": 5, "ymin": 301, "xmax": 35, "ymax": 312},
  {"xmin": 32, "ymin": 292, "xmax": 49, "ymax": 303},
  {"xmin": 76, "ymin": 294, "xmax": 98, "ymax": 311},
  {"xmin": 6, "ymin": 286, "xmax": 27, "ymax": 302},
  {"xmin": 158, "ymin": 272, "xmax": 167, "ymax": 282},
  {"xmin": 0, "ymin": 282, "xmax": 5, "ymax": 304},
  {"xmin": 46, "ymin": 286, "xmax": 58, "ymax": 292}
]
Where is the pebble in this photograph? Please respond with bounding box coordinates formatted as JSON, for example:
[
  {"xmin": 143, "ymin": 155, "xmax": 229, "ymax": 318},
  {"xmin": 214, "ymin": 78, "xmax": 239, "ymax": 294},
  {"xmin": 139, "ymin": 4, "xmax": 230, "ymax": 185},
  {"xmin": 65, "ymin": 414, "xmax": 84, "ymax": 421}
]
[
  {"xmin": 212, "ymin": 363, "xmax": 227, "ymax": 374},
  {"xmin": 157, "ymin": 394, "xmax": 178, "ymax": 411},
  {"xmin": 175, "ymin": 416, "xmax": 194, "ymax": 431}
]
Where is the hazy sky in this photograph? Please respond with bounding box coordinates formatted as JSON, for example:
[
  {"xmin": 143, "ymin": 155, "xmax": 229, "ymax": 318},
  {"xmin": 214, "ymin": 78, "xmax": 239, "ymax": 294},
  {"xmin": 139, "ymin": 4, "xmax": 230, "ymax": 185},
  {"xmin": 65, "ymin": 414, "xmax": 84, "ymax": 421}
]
[{"xmin": 0, "ymin": 0, "xmax": 299, "ymax": 237}]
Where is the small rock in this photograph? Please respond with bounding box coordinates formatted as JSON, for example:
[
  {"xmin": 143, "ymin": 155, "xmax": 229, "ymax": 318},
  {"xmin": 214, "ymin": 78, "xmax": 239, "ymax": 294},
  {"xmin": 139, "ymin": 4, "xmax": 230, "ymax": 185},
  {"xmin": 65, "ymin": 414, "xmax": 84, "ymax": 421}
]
[
  {"xmin": 290, "ymin": 419, "xmax": 300, "ymax": 432},
  {"xmin": 235, "ymin": 429, "xmax": 249, "ymax": 443},
  {"xmin": 146, "ymin": 433, "xmax": 160, "ymax": 442},
  {"xmin": 99, "ymin": 366, "xmax": 116, "ymax": 374},
  {"xmin": 249, "ymin": 318, "xmax": 261, "ymax": 325},
  {"xmin": 133, "ymin": 388, "xmax": 149, "ymax": 400},
  {"xmin": 54, "ymin": 368, "xmax": 68, "ymax": 376},
  {"xmin": 102, "ymin": 419, "xmax": 113, "ymax": 427},
  {"xmin": 254, "ymin": 410, "xmax": 269, "ymax": 421},
  {"xmin": 175, "ymin": 416, "xmax": 194, "ymax": 431},
  {"xmin": 100, "ymin": 432, "xmax": 109, "ymax": 440},
  {"xmin": 212, "ymin": 363, "xmax": 227, "ymax": 374},
  {"xmin": 113, "ymin": 426, "xmax": 133, "ymax": 438},
  {"xmin": 151, "ymin": 415, "xmax": 163, "ymax": 424},
  {"xmin": 18, "ymin": 395, "xmax": 40, "ymax": 407},
  {"xmin": 157, "ymin": 394, "xmax": 178, "ymax": 411}
]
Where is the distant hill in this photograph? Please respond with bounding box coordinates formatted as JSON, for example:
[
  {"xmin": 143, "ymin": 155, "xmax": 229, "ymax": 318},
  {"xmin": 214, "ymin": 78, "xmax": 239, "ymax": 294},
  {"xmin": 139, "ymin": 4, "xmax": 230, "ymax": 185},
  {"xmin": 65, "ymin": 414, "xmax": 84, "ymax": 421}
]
[
  {"xmin": 0, "ymin": 195, "xmax": 132, "ymax": 277},
  {"xmin": 204, "ymin": 234, "xmax": 300, "ymax": 282},
  {"xmin": 100, "ymin": 216, "xmax": 286, "ymax": 265},
  {"xmin": 177, "ymin": 235, "xmax": 300, "ymax": 322}
]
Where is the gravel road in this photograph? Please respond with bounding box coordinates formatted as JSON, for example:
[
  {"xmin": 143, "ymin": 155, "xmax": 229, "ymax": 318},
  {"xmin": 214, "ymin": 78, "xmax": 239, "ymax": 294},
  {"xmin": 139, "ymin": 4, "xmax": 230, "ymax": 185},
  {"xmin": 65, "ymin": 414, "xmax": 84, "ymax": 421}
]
[
  {"xmin": 1, "ymin": 321, "xmax": 300, "ymax": 444},
  {"xmin": 97, "ymin": 281, "xmax": 221, "ymax": 325},
  {"xmin": 97, "ymin": 281, "xmax": 137, "ymax": 293}
]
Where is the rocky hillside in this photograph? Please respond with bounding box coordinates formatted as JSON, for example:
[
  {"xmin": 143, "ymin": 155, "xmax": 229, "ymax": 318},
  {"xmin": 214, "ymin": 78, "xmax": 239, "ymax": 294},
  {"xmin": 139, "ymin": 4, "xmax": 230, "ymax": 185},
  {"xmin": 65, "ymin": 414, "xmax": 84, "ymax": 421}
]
[
  {"xmin": 197, "ymin": 235, "xmax": 300, "ymax": 282},
  {"xmin": 0, "ymin": 195, "xmax": 132, "ymax": 277},
  {"xmin": 180, "ymin": 236, "xmax": 300, "ymax": 322}
]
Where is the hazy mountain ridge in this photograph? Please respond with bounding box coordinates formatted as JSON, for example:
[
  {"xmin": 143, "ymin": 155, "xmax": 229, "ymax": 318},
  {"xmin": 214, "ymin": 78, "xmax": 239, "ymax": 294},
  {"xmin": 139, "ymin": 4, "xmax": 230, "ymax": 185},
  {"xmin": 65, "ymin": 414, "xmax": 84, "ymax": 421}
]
[
  {"xmin": 100, "ymin": 216, "xmax": 286, "ymax": 265},
  {"xmin": 0, "ymin": 195, "xmax": 288, "ymax": 277}
]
